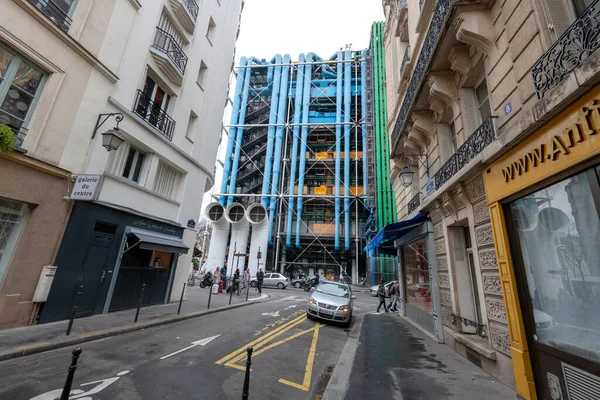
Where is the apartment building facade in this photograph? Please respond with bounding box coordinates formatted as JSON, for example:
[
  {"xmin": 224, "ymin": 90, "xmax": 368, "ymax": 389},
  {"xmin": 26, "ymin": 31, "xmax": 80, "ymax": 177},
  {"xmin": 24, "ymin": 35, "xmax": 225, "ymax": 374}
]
[
  {"xmin": 382, "ymin": 0, "xmax": 600, "ymax": 398},
  {"xmin": 0, "ymin": 0, "xmax": 242, "ymax": 328}
]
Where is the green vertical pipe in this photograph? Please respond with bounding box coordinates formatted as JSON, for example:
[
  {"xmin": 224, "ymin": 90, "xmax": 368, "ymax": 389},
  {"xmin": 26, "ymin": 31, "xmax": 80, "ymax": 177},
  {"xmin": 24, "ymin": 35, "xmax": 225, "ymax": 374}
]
[
  {"xmin": 372, "ymin": 24, "xmax": 384, "ymax": 230},
  {"xmin": 376, "ymin": 23, "xmax": 389, "ymax": 227},
  {"xmin": 379, "ymin": 22, "xmax": 394, "ymax": 225}
]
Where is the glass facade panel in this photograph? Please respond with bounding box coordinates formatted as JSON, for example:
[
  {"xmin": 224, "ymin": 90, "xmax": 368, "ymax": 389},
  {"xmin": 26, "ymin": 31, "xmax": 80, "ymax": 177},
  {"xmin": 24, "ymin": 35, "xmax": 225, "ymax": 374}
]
[
  {"xmin": 402, "ymin": 239, "xmax": 432, "ymax": 315},
  {"xmin": 509, "ymin": 171, "xmax": 600, "ymax": 363}
]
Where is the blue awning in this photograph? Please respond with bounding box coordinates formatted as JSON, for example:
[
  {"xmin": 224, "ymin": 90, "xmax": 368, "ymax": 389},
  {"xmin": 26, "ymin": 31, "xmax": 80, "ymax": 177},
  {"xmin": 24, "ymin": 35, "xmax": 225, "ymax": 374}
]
[{"xmin": 367, "ymin": 213, "xmax": 428, "ymax": 252}]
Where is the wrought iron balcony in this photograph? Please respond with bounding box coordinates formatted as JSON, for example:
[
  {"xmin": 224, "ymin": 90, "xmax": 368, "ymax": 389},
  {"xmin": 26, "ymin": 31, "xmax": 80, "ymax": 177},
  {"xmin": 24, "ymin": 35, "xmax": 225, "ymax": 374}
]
[
  {"xmin": 151, "ymin": 27, "xmax": 188, "ymax": 77},
  {"xmin": 434, "ymin": 117, "xmax": 495, "ymax": 190},
  {"xmin": 28, "ymin": 0, "xmax": 72, "ymax": 32},
  {"xmin": 133, "ymin": 90, "xmax": 176, "ymax": 141},
  {"xmin": 419, "ymin": 0, "xmax": 425, "ymax": 11},
  {"xmin": 6, "ymin": 124, "xmax": 29, "ymax": 149},
  {"xmin": 407, "ymin": 192, "xmax": 421, "ymax": 214},
  {"xmin": 531, "ymin": 0, "xmax": 600, "ymax": 98},
  {"xmin": 451, "ymin": 313, "xmax": 486, "ymax": 338},
  {"xmin": 169, "ymin": 0, "xmax": 199, "ymax": 33},
  {"xmin": 391, "ymin": 0, "xmax": 454, "ymax": 152}
]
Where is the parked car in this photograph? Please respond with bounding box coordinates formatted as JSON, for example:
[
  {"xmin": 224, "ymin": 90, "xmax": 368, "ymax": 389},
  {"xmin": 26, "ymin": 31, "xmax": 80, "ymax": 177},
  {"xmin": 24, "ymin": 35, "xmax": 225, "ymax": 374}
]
[
  {"xmin": 250, "ymin": 273, "xmax": 289, "ymax": 289},
  {"xmin": 307, "ymin": 281, "xmax": 356, "ymax": 327},
  {"xmin": 406, "ymin": 282, "xmax": 430, "ymax": 298},
  {"xmin": 370, "ymin": 281, "xmax": 396, "ymax": 297},
  {"xmin": 291, "ymin": 278, "xmax": 306, "ymax": 288}
]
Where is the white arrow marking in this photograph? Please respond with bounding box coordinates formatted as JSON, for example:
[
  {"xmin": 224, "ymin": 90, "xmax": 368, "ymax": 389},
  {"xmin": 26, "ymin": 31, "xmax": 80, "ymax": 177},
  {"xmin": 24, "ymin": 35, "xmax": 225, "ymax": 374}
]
[
  {"xmin": 261, "ymin": 311, "xmax": 280, "ymax": 317},
  {"xmin": 160, "ymin": 334, "xmax": 221, "ymax": 360},
  {"xmin": 284, "ymin": 305, "xmax": 297, "ymax": 310}
]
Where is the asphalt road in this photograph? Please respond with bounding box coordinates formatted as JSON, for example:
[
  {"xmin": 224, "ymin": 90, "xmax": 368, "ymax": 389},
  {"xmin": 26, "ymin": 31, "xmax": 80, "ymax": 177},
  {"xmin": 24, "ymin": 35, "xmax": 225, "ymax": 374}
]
[{"xmin": 0, "ymin": 287, "xmax": 376, "ymax": 400}]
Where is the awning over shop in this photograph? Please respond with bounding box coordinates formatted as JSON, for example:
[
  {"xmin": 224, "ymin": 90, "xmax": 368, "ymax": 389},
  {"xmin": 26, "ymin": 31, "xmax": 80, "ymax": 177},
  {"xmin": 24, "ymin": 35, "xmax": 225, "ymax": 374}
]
[
  {"xmin": 367, "ymin": 213, "xmax": 428, "ymax": 253},
  {"xmin": 130, "ymin": 230, "xmax": 189, "ymax": 254}
]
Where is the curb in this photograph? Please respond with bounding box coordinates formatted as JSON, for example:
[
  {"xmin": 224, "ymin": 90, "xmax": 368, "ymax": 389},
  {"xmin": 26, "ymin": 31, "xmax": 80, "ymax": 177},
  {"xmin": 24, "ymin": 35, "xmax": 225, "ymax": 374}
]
[
  {"xmin": 0, "ymin": 300, "xmax": 263, "ymax": 362},
  {"xmin": 322, "ymin": 312, "xmax": 365, "ymax": 400}
]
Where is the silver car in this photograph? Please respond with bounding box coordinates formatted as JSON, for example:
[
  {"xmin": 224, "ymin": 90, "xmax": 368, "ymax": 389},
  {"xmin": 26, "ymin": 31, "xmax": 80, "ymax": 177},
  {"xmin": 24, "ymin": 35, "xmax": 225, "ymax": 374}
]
[
  {"xmin": 307, "ymin": 281, "xmax": 356, "ymax": 326},
  {"xmin": 250, "ymin": 273, "xmax": 289, "ymax": 289}
]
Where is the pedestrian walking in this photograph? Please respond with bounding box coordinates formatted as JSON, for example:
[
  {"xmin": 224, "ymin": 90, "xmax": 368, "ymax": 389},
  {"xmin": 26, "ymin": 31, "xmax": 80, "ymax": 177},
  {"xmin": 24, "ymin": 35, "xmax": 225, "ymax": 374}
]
[
  {"xmin": 376, "ymin": 279, "xmax": 388, "ymax": 313},
  {"xmin": 243, "ymin": 267, "xmax": 250, "ymax": 292},
  {"xmin": 234, "ymin": 268, "xmax": 240, "ymax": 295},
  {"xmin": 214, "ymin": 267, "xmax": 221, "ymax": 285},
  {"xmin": 388, "ymin": 281, "xmax": 399, "ymax": 311},
  {"xmin": 256, "ymin": 268, "xmax": 264, "ymax": 294}
]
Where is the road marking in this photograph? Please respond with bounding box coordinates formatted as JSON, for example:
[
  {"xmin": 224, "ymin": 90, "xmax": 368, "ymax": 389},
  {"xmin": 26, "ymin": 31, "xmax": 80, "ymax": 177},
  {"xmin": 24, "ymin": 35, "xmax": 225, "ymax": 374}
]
[
  {"xmin": 216, "ymin": 314, "xmax": 306, "ymax": 365},
  {"xmin": 278, "ymin": 322, "xmax": 322, "ymax": 392},
  {"xmin": 14, "ymin": 342, "xmax": 51, "ymax": 351},
  {"xmin": 160, "ymin": 334, "xmax": 220, "ymax": 360},
  {"xmin": 284, "ymin": 305, "xmax": 297, "ymax": 310},
  {"xmin": 261, "ymin": 311, "xmax": 280, "ymax": 317}
]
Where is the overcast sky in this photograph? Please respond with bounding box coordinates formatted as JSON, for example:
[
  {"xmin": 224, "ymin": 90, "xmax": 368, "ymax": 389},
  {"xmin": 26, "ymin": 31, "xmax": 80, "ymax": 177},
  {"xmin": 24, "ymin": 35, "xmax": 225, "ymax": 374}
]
[{"xmin": 200, "ymin": 0, "xmax": 384, "ymax": 216}]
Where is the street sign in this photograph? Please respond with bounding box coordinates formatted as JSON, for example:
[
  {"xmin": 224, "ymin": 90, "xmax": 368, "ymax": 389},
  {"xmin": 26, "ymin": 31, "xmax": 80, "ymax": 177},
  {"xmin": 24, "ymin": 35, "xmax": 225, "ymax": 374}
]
[
  {"xmin": 425, "ymin": 178, "xmax": 435, "ymax": 197},
  {"xmin": 71, "ymin": 175, "xmax": 103, "ymax": 201}
]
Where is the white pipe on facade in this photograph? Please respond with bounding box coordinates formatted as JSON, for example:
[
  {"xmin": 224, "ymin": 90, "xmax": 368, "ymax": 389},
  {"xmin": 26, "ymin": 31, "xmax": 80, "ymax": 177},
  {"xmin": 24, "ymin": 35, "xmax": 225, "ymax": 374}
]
[
  {"xmin": 204, "ymin": 202, "xmax": 230, "ymax": 274},
  {"xmin": 246, "ymin": 203, "xmax": 269, "ymax": 278},
  {"xmin": 225, "ymin": 202, "xmax": 249, "ymax": 273}
]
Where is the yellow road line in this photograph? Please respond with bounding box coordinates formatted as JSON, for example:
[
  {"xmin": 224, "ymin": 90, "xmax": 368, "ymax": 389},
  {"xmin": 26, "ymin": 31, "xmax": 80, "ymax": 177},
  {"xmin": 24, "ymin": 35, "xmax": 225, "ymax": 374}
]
[
  {"xmin": 303, "ymin": 321, "xmax": 321, "ymax": 387},
  {"xmin": 252, "ymin": 323, "xmax": 322, "ymax": 358},
  {"xmin": 224, "ymin": 316, "xmax": 308, "ymax": 365},
  {"xmin": 278, "ymin": 378, "xmax": 309, "ymax": 391},
  {"xmin": 225, "ymin": 362, "xmax": 251, "ymax": 372},
  {"xmin": 215, "ymin": 314, "xmax": 306, "ymax": 365},
  {"xmin": 14, "ymin": 342, "xmax": 51, "ymax": 351}
]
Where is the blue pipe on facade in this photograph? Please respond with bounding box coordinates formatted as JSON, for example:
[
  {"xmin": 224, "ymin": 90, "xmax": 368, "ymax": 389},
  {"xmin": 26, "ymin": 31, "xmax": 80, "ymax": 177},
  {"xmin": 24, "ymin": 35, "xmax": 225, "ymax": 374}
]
[
  {"xmin": 268, "ymin": 54, "xmax": 291, "ymax": 244},
  {"xmin": 260, "ymin": 55, "xmax": 283, "ymax": 208},
  {"xmin": 343, "ymin": 50, "xmax": 351, "ymax": 251},
  {"xmin": 286, "ymin": 54, "xmax": 305, "ymax": 248},
  {"xmin": 219, "ymin": 57, "xmax": 247, "ymax": 205},
  {"xmin": 361, "ymin": 50, "xmax": 368, "ymax": 211},
  {"xmin": 227, "ymin": 58, "xmax": 255, "ymax": 205},
  {"xmin": 334, "ymin": 51, "xmax": 342, "ymax": 251},
  {"xmin": 295, "ymin": 52, "xmax": 316, "ymax": 248}
]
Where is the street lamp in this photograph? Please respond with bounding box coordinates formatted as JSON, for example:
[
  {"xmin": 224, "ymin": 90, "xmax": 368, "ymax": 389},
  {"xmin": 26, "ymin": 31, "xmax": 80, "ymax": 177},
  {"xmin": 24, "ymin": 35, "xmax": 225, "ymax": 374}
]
[
  {"xmin": 93, "ymin": 113, "xmax": 125, "ymax": 152},
  {"xmin": 399, "ymin": 166, "xmax": 414, "ymax": 187}
]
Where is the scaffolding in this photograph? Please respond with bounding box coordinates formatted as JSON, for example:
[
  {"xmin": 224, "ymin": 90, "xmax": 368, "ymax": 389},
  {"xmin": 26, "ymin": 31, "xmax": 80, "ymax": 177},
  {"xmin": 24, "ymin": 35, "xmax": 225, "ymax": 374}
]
[{"xmin": 212, "ymin": 49, "xmax": 375, "ymax": 281}]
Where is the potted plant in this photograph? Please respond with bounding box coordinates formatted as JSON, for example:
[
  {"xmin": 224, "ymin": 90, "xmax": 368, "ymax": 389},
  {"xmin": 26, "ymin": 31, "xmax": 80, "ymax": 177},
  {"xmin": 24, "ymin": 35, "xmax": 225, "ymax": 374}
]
[{"xmin": 0, "ymin": 124, "xmax": 16, "ymax": 153}]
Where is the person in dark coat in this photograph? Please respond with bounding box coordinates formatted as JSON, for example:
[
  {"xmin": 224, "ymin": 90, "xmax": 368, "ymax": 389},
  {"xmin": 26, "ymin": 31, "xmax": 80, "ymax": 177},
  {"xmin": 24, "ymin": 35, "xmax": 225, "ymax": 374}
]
[
  {"xmin": 233, "ymin": 268, "xmax": 240, "ymax": 295},
  {"xmin": 376, "ymin": 279, "xmax": 389, "ymax": 313},
  {"xmin": 221, "ymin": 266, "xmax": 227, "ymax": 290},
  {"xmin": 256, "ymin": 268, "xmax": 264, "ymax": 294}
]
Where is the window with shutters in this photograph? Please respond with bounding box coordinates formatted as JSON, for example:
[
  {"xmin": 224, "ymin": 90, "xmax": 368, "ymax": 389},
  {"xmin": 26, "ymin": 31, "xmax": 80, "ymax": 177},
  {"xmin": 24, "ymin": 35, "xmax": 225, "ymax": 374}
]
[
  {"xmin": 158, "ymin": 13, "xmax": 184, "ymax": 49},
  {"xmin": 540, "ymin": 0, "xmax": 593, "ymax": 41},
  {"xmin": 153, "ymin": 161, "xmax": 181, "ymax": 199},
  {"xmin": 105, "ymin": 142, "xmax": 146, "ymax": 184}
]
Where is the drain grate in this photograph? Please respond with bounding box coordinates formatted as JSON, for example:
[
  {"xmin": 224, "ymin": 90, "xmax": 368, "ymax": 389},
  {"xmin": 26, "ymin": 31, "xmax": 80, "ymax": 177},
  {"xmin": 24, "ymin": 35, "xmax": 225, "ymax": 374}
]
[{"xmin": 466, "ymin": 347, "xmax": 482, "ymax": 368}]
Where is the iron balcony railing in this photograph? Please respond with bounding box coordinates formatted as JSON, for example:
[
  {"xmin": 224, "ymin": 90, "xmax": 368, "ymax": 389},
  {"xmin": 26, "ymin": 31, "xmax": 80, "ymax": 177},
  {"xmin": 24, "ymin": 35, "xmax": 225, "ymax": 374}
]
[
  {"xmin": 419, "ymin": 0, "xmax": 425, "ymax": 11},
  {"xmin": 180, "ymin": 0, "xmax": 199, "ymax": 22},
  {"xmin": 152, "ymin": 27, "xmax": 188, "ymax": 75},
  {"xmin": 451, "ymin": 313, "xmax": 486, "ymax": 338},
  {"xmin": 531, "ymin": 0, "xmax": 600, "ymax": 98},
  {"xmin": 6, "ymin": 124, "xmax": 29, "ymax": 149},
  {"xmin": 400, "ymin": 45, "xmax": 411, "ymax": 77},
  {"xmin": 433, "ymin": 117, "xmax": 495, "ymax": 190},
  {"xmin": 28, "ymin": 0, "xmax": 72, "ymax": 32},
  {"xmin": 133, "ymin": 90, "xmax": 176, "ymax": 141},
  {"xmin": 407, "ymin": 192, "xmax": 421, "ymax": 214}
]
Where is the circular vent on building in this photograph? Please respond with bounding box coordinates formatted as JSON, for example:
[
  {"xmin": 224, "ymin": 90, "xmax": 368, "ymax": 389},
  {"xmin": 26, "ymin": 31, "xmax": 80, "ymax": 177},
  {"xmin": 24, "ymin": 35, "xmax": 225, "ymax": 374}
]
[
  {"xmin": 208, "ymin": 205, "xmax": 224, "ymax": 222},
  {"xmin": 228, "ymin": 205, "xmax": 245, "ymax": 222},
  {"xmin": 249, "ymin": 206, "xmax": 266, "ymax": 223}
]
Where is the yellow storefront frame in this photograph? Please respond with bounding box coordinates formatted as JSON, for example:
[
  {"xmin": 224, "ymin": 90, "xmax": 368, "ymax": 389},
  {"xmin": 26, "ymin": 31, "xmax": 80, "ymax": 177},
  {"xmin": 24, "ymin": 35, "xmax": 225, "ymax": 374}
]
[{"xmin": 483, "ymin": 83, "xmax": 600, "ymax": 400}]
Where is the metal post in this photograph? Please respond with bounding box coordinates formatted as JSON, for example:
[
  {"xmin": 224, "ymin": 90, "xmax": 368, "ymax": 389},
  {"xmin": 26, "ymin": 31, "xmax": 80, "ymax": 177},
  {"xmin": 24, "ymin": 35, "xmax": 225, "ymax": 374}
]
[
  {"xmin": 207, "ymin": 283, "xmax": 213, "ymax": 309},
  {"xmin": 177, "ymin": 283, "xmax": 185, "ymax": 315},
  {"xmin": 134, "ymin": 283, "xmax": 146, "ymax": 323},
  {"xmin": 66, "ymin": 286, "xmax": 83, "ymax": 336},
  {"xmin": 59, "ymin": 348, "xmax": 82, "ymax": 400},
  {"xmin": 242, "ymin": 347, "xmax": 253, "ymax": 400}
]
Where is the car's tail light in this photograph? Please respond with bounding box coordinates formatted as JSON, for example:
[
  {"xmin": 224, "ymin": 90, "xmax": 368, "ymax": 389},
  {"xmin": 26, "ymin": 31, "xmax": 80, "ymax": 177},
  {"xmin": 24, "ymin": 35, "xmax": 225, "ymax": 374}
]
[{"xmin": 286, "ymin": 279, "xmax": 289, "ymax": 283}]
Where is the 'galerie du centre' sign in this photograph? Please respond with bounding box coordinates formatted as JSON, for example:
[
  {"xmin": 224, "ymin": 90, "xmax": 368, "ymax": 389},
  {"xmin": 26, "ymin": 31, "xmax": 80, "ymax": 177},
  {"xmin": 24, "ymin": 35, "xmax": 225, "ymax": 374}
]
[{"xmin": 71, "ymin": 175, "xmax": 103, "ymax": 201}]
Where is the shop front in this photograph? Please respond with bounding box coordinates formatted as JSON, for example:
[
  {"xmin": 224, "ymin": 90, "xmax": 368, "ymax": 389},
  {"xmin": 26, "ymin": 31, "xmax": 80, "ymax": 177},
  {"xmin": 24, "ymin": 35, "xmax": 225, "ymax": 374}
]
[
  {"xmin": 484, "ymin": 84, "xmax": 600, "ymax": 399},
  {"xmin": 40, "ymin": 201, "xmax": 188, "ymax": 324}
]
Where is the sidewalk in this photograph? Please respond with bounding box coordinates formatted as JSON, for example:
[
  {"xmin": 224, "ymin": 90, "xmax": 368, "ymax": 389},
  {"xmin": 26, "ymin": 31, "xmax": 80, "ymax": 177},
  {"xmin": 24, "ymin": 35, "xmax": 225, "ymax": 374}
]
[
  {"xmin": 325, "ymin": 312, "xmax": 516, "ymax": 400},
  {"xmin": 0, "ymin": 285, "xmax": 266, "ymax": 362}
]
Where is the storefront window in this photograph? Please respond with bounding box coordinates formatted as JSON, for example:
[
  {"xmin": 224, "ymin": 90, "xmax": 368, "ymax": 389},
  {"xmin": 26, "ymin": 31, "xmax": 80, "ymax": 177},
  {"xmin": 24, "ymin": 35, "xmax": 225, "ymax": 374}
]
[
  {"xmin": 403, "ymin": 239, "xmax": 432, "ymax": 315},
  {"xmin": 509, "ymin": 170, "xmax": 600, "ymax": 363},
  {"xmin": 0, "ymin": 198, "xmax": 28, "ymax": 286}
]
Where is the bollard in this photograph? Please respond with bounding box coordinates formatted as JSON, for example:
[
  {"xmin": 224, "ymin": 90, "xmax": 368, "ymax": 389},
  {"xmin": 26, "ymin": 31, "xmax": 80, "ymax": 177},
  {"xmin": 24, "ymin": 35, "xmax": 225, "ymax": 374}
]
[
  {"xmin": 229, "ymin": 277, "xmax": 234, "ymax": 305},
  {"xmin": 59, "ymin": 347, "xmax": 82, "ymax": 400},
  {"xmin": 66, "ymin": 286, "xmax": 83, "ymax": 336},
  {"xmin": 134, "ymin": 283, "xmax": 146, "ymax": 323},
  {"xmin": 242, "ymin": 347, "xmax": 253, "ymax": 400},
  {"xmin": 177, "ymin": 283, "xmax": 185, "ymax": 315},
  {"xmin": 207, "ymin": 283, "xmax": 213, "ymax": 309},
  {"xmin": 245, "ymin": 280, "xmax": 250, "ymax": 302}
]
